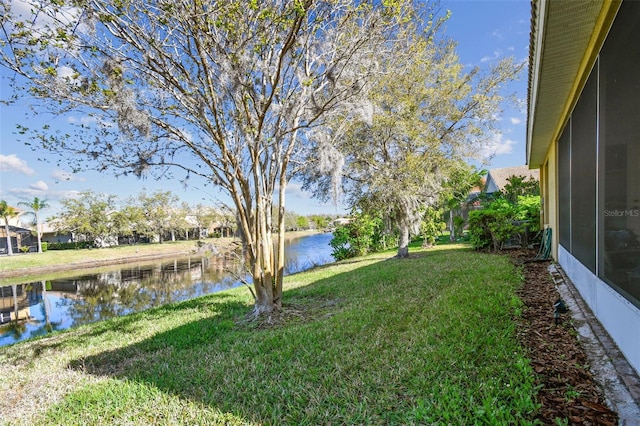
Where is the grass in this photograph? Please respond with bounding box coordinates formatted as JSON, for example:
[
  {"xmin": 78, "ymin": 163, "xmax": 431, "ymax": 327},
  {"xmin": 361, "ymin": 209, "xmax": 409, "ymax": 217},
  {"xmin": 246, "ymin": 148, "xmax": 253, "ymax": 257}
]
[
  {"xmin": 0, "ymin": 240, "xmax": 204, "ymax": 271},
  {"xmin": 0, "ymin": 242, "xmax": 541, "ymax": 425}
]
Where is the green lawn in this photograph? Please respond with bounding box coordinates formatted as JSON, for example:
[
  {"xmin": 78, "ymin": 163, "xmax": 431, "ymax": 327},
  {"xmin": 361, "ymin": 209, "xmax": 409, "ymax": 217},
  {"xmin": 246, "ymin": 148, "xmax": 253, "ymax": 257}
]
[
  {"xmin": 0, "ymin": 243, "xmax": 540, "ymax": 425},
  {"xmin": 0, "ymin": 240, "xmax": 202, "ymax": 271}
]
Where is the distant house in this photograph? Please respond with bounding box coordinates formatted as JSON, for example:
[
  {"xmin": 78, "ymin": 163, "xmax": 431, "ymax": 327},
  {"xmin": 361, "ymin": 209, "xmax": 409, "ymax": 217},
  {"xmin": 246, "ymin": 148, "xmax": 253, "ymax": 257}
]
[
  {"xmin": 484, "ymin": 166, "xmax": 540, "ymax": 195},
  {"xmin": 527, "ymin": 0, "xmax": 640, "ymax": 375},
  {"xmin": 0, "ymin": 225, "xmax": 33, "ymax": 253},
  {"xmin": 39, "ymin": 221, "xmax": 74, "ymax": 244},
  {"xmin": 332, "ymin": 217, "xmax": 352, "ymax": 227}
]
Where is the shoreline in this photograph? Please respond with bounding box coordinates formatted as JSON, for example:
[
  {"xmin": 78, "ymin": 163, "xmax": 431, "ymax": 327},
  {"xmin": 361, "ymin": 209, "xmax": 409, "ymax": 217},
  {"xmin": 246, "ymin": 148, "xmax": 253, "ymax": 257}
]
[
  {"xmin": 0, "ymin": 230, "xmax": 321, "ymax": 280},
  {"xmin": 0, "ymin": 249, "xmax": 196, "ymax": 279}
]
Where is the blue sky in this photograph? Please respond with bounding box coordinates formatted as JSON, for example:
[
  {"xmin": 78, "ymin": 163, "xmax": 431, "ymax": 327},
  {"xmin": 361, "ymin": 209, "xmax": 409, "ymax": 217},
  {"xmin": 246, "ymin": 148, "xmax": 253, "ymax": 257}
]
[{"xmin": 0, "ymin": 0, "xmax": 530, "ymax": 218}]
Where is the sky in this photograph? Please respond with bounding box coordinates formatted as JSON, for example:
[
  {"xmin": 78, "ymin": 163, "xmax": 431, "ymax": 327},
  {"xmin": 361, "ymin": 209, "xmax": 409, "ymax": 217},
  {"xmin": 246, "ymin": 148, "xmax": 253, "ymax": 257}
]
[{"xmin": 0, "ymin": 0, "xmax": 531, "ymax": 220}]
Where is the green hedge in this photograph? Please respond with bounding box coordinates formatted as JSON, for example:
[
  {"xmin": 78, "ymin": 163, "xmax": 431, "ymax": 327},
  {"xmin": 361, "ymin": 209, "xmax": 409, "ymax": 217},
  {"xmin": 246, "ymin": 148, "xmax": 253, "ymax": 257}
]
[
  {"xmin": 47, "ymin": 241, "xmax": 94, "ymax": 250},
  {"xmin": 468, "ymin": 195, "xmax": 541, "ymax": 251}
]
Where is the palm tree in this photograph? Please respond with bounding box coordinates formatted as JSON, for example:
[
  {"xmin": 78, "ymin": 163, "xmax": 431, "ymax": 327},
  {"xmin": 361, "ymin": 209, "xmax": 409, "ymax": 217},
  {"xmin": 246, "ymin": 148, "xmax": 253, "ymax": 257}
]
[
  {"xmin": 0, "ymin": 200, "xmax": 19, "ymax": 256},
  {"xmin": 18, "ymin": 197, "xmax": 50, "ymax": 253}
]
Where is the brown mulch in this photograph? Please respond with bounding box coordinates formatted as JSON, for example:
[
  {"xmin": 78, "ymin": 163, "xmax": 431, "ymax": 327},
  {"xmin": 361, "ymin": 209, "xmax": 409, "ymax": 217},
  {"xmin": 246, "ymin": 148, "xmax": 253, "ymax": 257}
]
[{"xmin": 510, "ymin": 249, "xmax": 618, "ymax": 425}]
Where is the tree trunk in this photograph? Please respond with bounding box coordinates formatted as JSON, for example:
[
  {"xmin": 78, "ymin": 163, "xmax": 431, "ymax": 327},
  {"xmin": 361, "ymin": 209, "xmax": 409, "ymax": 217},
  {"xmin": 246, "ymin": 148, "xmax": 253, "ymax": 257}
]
[
  {"xmin": 3, "ymin": 223, "xmax": 13, "ymax": 256},
  {"xmin": 274, "ymin": 178, "xmax": 287, "ymax": 309},
  {"xmin": 41, "ymin": 280, "xmax": 51, "ymax": 331},
  {"xmin": 449, "ymin": 209, "xmax": 455, "ymax": 241},
  {"xmin": 235, "ymin": 189, "xmax": 281, "ymax": 318},
  {"xmin": 396, "ymin": 223, "xmax": 410, "ymax": 258},
  {"xmin": 36, "ymin": 215, "xmax": 43, "ymax": 253},
  {"xmin": 12, "ymin": 285, "xmax": 18, "ymax": 321}
]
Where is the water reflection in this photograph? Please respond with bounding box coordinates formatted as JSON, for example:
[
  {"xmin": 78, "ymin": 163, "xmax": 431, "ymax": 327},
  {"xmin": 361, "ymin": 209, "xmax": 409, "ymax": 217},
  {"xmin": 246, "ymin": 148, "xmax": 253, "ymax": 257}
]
[{"xmin": 0, "ymin": 233, "xmax": 333, "ymax": 346}]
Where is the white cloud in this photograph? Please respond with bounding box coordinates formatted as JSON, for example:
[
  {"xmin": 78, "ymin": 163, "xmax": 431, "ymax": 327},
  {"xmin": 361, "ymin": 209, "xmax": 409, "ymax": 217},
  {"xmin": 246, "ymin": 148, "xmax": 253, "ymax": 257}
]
[
  {"xmin": 30, "ymin": 180, "xmax": 49, "ymax": 191},
  {"xmin": 11, "ymin": 0, "xmax": 83, "ymax": 31},
  {"xmin": 510, "ymin": 117, "xmax": 522, "ymax": 125},
  {"xmin": 8, "ymin": 187, "xmax": 46, "ymax": 198},
  {"xmin": 480, "ymin": 49, "xmax": 503, "ymax": 63},
  {"xmin": 8, "ymin": 186, "xmax": 79, "ymax": 201},
  {"xmin": 480, "ymin": 134, "xmax": 517, "ymax": 159},
  {"xmin": 67, "ymin": 115, "xmax": 98, "ymax": 125},
  {"xmin": 58, "ymin": 189, "xmax": 82, "ymax": 200},
  {"xmin": 57, "ymin": 65, "xmax": 75, "ymax": 78},
  {"xmin": 284, "ymin": 182, "xmax": 309, "ymax": 199},
  {"xmin": 0, "ymin": 154, "xmax": 35, "ymax": 175},
  {"xmin": 51, "ymin": 169, "xmax": 85, "ymax": 182},
  {"xmin": 8, "ymin": 180, "xmax": 48, "ymax": 198}
]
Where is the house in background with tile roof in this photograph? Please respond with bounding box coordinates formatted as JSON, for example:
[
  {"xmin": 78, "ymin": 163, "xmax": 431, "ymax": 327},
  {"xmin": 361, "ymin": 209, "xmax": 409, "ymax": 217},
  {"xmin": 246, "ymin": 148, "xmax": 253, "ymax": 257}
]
[{"xmin": 484, "ymin": 165, "xmax": 539, "ymax": 195}]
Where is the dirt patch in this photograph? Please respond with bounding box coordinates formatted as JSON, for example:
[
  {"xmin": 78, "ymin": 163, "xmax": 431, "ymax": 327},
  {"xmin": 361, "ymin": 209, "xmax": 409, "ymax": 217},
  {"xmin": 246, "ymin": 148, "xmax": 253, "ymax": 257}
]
[{"xmin": 510, "ymin": 249, "xmax": 618, "ymax": 425}]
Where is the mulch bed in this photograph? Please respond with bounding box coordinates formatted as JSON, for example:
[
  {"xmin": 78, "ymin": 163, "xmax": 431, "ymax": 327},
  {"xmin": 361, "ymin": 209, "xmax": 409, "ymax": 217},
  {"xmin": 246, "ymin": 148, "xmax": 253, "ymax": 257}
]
[{"xmin": 509, "ymin": 249, "xmax": 618, "ymax": 425}]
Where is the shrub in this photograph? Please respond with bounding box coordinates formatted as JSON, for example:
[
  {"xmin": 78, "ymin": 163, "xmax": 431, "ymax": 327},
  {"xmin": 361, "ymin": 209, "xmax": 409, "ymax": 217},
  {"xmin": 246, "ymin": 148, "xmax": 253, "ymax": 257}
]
[
  {"xmin": 468, "ymin": 195, "xmax": 542, "ymax": 251},
  {"xmin": 330, "ymin": 212, "xmax": 387, "ymax": 260},
  {"xmin": 420, "ymin": 206, "xmax": 446, "ymax": 247},
  {"xmin": 468, "ymin": 199, "xmax": 519, "ymax": 251},
  {"xmin": 48, "ymin": 241, "xmax": 94, "ymax": 250},
  {"xmin": 515, "ymin": 195, "xmax": 541, "ymax": 234},
  {"xmin": 41, "ymin": 242, "xmax": 48, "ymax": 252}
]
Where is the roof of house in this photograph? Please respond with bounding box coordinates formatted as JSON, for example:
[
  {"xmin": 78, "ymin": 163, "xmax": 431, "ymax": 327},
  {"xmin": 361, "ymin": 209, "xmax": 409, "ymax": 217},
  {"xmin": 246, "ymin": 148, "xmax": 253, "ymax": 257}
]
[
  {"xmin": 485, "ymin": 166, "xmax": 539, "ymax": 193},
  {"xmin": 526, "ymin": 0, "xmax": 620, "ymax": 168}
]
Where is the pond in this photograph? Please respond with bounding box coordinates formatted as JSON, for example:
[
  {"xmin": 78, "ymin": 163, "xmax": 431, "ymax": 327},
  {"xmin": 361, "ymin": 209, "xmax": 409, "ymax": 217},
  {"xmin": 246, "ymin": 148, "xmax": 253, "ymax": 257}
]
[{"xmin": 0, "ymin": 233, "xmax": 334, "ymax": 347}]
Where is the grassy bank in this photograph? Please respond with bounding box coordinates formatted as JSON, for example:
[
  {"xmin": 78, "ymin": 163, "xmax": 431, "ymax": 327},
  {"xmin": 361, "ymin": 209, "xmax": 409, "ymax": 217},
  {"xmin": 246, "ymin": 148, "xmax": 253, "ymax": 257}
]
[
  {"xmin": 0, "ymin": 240, "xmax": 206, "ymax": 272},
  {"xmin": 0, "ymin": 231, "xmax": 318, "ymax": 282},
  {"xmin": 0, "ymin": 243, "xmax": 540, "ymax": 425}
]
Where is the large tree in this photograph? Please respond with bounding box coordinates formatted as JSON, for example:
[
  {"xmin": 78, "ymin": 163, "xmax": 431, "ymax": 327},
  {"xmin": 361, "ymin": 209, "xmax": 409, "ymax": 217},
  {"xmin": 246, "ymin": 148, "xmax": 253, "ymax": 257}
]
[
  {"xmin": 0, "ymin": 200, "xmax": 19, "ymax": 255},
  {"xmin": 17, "ymin": 196, "xmax": 49, "ymax": 253},
  {"xmin": 305, "ymin": 17, "xmax": 522, "ymax": 257},
  {"xmin": 130, "ymin": 190, "xmax": 179, "ymax": 243},
  {"xmin": 54, "ymin": 191, "xmax": 118, "ymax": 246},
  {"xmin": 0, "ymin": 0, "xmax": 425, "ymax": 316}
]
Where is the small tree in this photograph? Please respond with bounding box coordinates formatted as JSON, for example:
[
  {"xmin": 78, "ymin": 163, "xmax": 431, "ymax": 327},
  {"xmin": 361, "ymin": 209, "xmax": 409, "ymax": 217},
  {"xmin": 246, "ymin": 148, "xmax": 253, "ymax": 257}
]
[
  {"xmin": 17, "ymin": 197, "xmax": 49, "ymax": 253},
  {"xmin": 191, "ymin": 204, "xmax": 219, "ymax": 239},
  {"xmin": 441, "ymin": 165, "xmax": 485, "ymax": 242},
  {"xmin": 310, "ymin": 215, "xmax": 329, "ymax": 230},
  {"xmin": 296, "ymin": 216, "xmax": 309, "ymax": 231},
  {"xmin": 453, "ymin": 216, "xmax": 466, "ymax": 240},
  {"xmin": 502, "ymin": 175, "xmax": 540, "ymax": 205},
  {"xmin": 0, "ymin": 200, "xmax": 19, "ymax": 255}
]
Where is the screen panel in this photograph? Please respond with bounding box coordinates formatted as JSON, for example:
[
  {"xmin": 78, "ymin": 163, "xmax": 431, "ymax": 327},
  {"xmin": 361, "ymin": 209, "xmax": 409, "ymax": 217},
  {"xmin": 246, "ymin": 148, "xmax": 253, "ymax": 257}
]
[
  {"xmin": 570, "ymin": 70, "xmax": 597, "ymax": 272},
  {"xmin": 558, "ymin": 124, "xmax": 571, "ymax": 250},
  {"xmin": 599, "ymin": 0, "xmax": 640, "ymax": 307}
]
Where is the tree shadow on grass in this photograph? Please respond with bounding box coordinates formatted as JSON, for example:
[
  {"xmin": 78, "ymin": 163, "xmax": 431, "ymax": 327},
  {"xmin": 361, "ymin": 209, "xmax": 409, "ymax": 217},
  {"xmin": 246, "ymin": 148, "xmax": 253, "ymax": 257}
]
[
  {"xmin": 24, "ymin": 293, "xmax": 246, "ymax": 364},
  {"xmin": 59, "ymin": 257, "xmax": 401, "ymax": 424},
  {"xmin": 59, "ymin": 245, "xmax": 478, "ymax": 424}
]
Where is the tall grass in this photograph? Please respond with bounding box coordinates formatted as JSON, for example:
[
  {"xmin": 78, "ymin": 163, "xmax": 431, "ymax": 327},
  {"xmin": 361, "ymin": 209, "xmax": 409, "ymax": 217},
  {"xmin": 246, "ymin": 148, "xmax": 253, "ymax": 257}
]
[{"xmin": 0, "ymin": 243, "xmax": 540, "ymax": 425}]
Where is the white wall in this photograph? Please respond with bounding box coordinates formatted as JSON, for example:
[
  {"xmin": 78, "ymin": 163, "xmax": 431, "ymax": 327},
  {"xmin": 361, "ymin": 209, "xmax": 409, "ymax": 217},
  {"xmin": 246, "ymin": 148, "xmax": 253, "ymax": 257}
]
[{"xmin": 559, "ymin": 245, "xmax": 640, "ymax": 376}]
